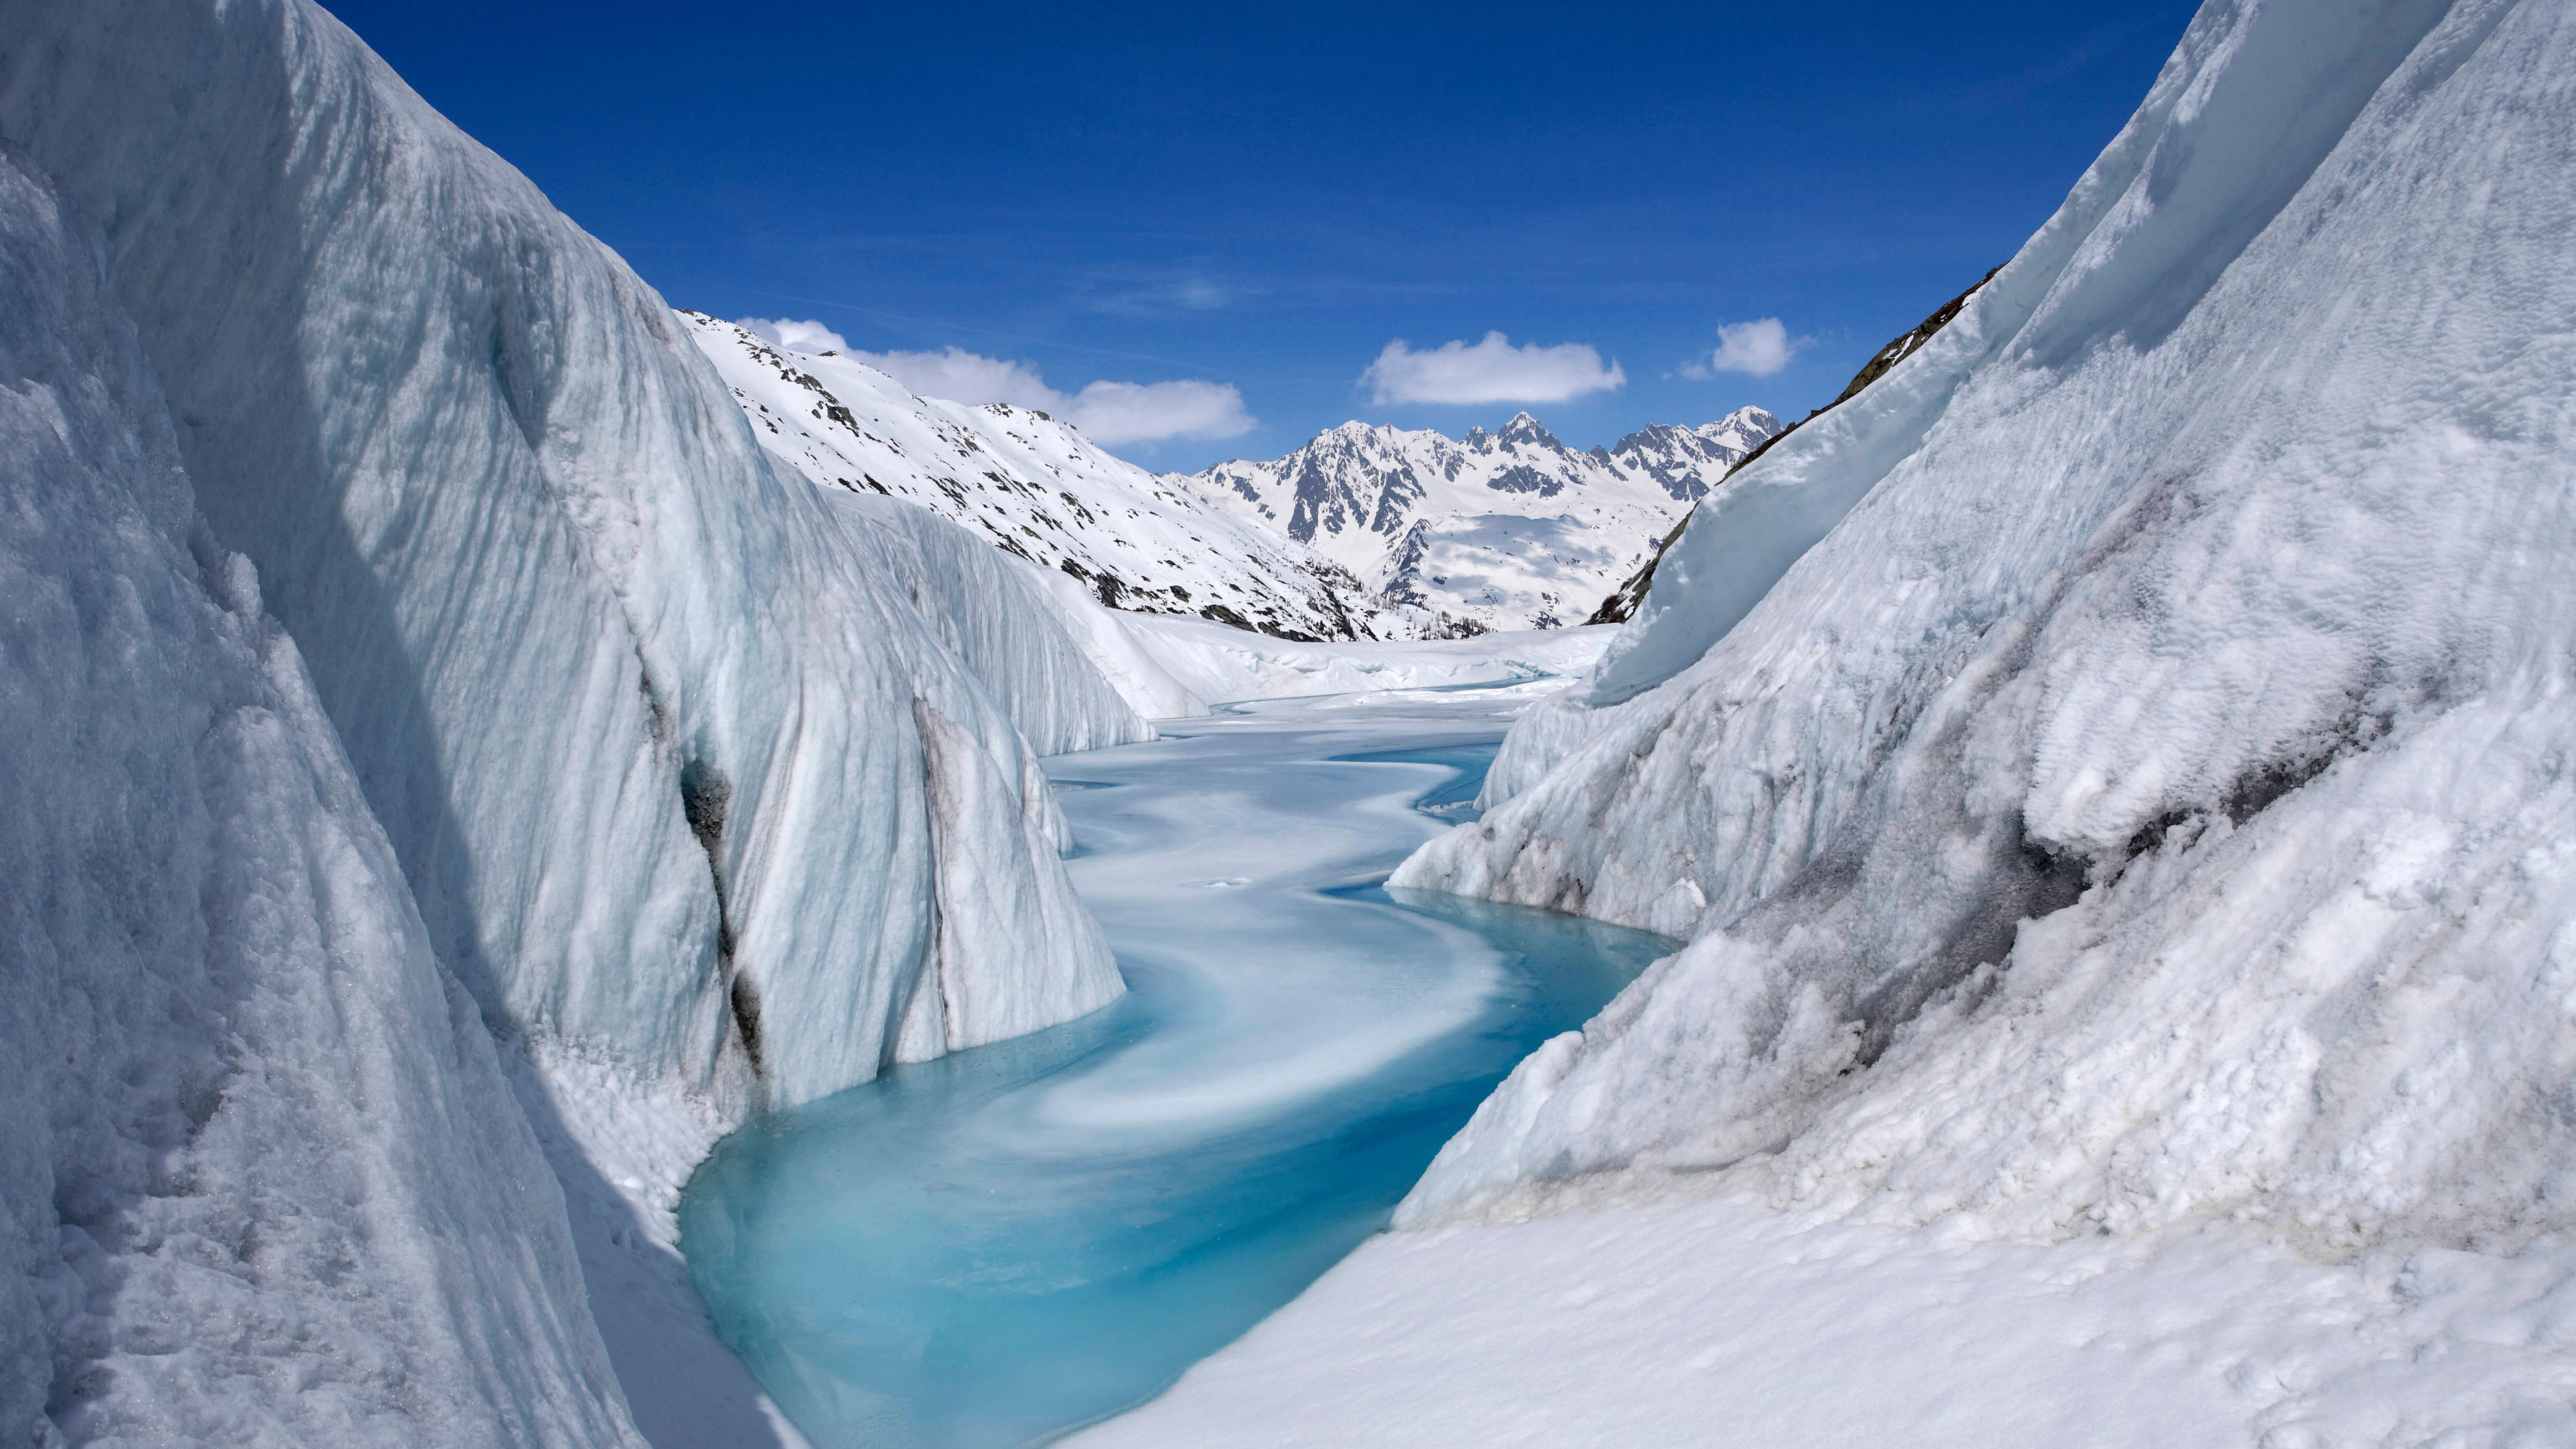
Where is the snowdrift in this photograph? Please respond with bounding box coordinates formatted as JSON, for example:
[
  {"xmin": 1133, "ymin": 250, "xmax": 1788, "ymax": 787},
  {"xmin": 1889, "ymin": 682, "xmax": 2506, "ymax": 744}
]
[{"xmin": 1395, "ymin": 0, "xmax": 2576, "ymax": 1260}]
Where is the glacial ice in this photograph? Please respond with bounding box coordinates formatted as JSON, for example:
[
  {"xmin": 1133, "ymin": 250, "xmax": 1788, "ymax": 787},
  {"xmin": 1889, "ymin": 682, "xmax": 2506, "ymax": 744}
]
[
  {"xmin": 0, "ymin": 141, "xmax": 645, "ymax": 1448},
  {"xmin": 0, "ymin": 0, "xmax": 1133, "ymax": 1116},
  {"xmin": 0, "ymin": 0, "xmax": 1157, "ymax": 1440},
  {"xmin": 1395, "ymin": 0, "xmax": 2576, "ymax": 1258},
  {"xmin": 1078, "ymin": 1, "xmax": 2576, "ymax": 1441}
]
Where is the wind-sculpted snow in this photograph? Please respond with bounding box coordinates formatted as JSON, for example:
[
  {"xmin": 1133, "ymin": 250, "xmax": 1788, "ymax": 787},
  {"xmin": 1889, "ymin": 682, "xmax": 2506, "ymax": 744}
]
[
  {"xmin": 0, "ymin": 144, "xmax": 643, "ymax": 1449},
  {"xmin": 1395, "ymin": 0, "xmax": 2576, "ymax": 1266},
  {"xmin": 0, "ymin": 0, "xmax": 1126, "ymax": 1124}
]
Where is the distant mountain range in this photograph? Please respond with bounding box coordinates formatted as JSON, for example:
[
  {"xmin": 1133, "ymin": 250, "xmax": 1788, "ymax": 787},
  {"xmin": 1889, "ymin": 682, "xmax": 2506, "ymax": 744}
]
[
  {"xmin": 684, "ymin": 313, "xmax": 1392, "ymax": 641},
  {"xmin": 1177, "ymin": 409, "xmax": 1778, "ymax": 633},
  {"xmin": 686, "ymin": 311, "xmax": 1778, "ymax": 639}
]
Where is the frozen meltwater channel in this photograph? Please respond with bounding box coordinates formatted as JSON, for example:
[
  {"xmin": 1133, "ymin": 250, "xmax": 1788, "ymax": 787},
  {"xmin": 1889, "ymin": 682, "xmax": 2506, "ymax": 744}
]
[{"xmin": 678, "ymin": 681, "xmax": 1674, "ymax": 1448}]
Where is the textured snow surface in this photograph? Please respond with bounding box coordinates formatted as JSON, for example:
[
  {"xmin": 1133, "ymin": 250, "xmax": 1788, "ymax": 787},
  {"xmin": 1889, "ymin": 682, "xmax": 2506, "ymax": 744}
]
[
  {"xmin": 685, "ymin": 315, "xmax": 1395, "ymax": 643},
  {"xmin": 1395, "ymin": 0, "xmax": 2576, "ymax": 1283},
  {"xmin": 1076, "ymin": 1196, "xmax": 2576, "ymax": 1448},
  {"xmin": 0, "ymin": 142, "xmax": 643, "ymax": 1449},
  {"xmin": 1180, "ymin": 409, "xmax": 1778, "ymax": 633}
]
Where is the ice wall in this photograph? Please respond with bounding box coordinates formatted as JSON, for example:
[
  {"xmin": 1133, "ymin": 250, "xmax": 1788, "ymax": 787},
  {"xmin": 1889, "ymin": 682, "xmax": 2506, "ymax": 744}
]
[
  {"xmin": 0, "ymin": 0, "xmax": 1129, "ymax": 1118},
  {"xmin": 0, "ymin": 142, "xmax": 645, "ymax": 1448},
  {"xmin": 1396, "ymin": 0, "xmax": 2576, "ymax": 1254}
]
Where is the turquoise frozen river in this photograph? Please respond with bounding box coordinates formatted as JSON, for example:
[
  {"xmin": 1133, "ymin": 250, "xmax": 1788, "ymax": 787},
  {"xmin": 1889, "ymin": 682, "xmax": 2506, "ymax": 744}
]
[{"xmin": 678, "ymin": 682, "xmax": 1675, "ymax": 1448}]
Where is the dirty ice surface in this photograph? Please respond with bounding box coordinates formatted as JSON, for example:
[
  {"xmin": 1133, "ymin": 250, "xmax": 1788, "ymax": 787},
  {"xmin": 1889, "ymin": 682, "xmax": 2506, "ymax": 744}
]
[{"xmin": 677, "ymin": 682, "xmax": 1672, "ymax": 1448}]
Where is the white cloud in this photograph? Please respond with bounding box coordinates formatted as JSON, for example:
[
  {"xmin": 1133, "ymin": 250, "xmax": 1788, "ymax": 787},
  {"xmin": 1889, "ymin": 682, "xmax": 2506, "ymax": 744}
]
[
  {"xmin": 845, "ymin": 345, "xmax": 1066, "ymax": 413},
  {"xmin": 735, "ymin": 320, "xmax": 1254, "ymax": 446},
  {"xmin": 738, "ymin": 316, "xmax": 853, "ymax": 355},
  {"xmin": 1687, "ymin": 317, "xmax": 1799, "ymax": 378},
  {"xmin": 1360, "ymin": 332, "xmax": 1625, "ymax": 406},
  {"xmin": 1063, "ymin": 378, "xmax": 1255, "ymax": 445}
]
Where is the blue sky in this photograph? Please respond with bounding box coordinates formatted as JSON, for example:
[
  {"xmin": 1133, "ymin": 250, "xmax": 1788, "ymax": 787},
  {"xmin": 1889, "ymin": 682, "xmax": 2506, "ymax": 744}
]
[{"xmin": 325, "ymin": 0, "xmax": 2200, "ymax": 471}]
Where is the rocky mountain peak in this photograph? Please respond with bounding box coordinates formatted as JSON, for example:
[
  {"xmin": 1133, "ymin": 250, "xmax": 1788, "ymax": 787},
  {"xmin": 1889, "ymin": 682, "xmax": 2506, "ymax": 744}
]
[
  {"xmin": 1499, "ymin": 411, "xmax": 1562, "ymax": 450},
  {"xmin": 1175, "ymin": 405, "xmax": 1778, "ymax": 634}
]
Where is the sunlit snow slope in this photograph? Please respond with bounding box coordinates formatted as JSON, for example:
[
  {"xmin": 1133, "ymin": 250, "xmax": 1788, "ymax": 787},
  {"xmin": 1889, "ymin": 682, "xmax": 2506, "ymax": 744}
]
[
  {"xmin": 1182, "ymin": 409, "xmax": 1779, "ymax": 633},
  {"xmin": 1396, "ymin": 0, "xmax": 2576, "ymax": 1267},
  {"xmin": 684, "ymin": 314, "xmax": 1399, "ymax": 642}
]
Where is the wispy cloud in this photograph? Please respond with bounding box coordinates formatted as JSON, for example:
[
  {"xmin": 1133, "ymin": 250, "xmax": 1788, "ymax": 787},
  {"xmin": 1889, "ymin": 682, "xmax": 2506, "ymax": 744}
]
[
  {"xmin": 1360, "ymin": 332, "xmax": 1625, "ymax": 406},
  {"xmin": 1078, "ymin": 276, "xmax": 1242, "ymax": 317},
  {"xmin": 737, "ymin": 319, "xmax": 1254, "ymax": 445},
  {"xmin": 1680, "ymin": 318, "xmax": 1801, "ymax": 378}
]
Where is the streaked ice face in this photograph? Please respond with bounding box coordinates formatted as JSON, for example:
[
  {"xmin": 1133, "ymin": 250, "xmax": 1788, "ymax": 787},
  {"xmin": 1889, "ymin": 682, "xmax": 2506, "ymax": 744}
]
[{"xmin": 678, "ymin": 684, "xmax": 1674, "ymax": 1448}]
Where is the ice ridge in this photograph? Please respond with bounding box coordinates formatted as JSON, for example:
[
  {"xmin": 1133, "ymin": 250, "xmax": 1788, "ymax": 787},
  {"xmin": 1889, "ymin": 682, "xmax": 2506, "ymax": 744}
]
[{"xmin": 1394, "ymin": 0, "xmax": 2576, "ymax": 1265}]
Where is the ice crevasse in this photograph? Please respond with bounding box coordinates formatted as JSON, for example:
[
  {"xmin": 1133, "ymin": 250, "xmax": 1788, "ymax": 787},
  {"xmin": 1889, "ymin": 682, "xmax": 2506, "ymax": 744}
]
[
  {"xmin": 0, "ymin": 0, "xmax": 1149, "ymax": 1440},
  {"xmin": 1393, "ymin": 0, "xmax": 2576, "ymax": 1252}
]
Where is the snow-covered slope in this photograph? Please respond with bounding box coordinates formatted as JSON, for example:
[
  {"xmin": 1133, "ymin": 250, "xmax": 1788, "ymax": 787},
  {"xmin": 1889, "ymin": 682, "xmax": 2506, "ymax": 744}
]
[
  {"xmin": 0, "ymin": 0, "xmax": 1152, "ymax": 1441},
  {"xmin": 0, "ymin": 139, "xmax": 644, "ymax": 1449},
  {"xmin": 1180, "ymin": 408, "xmax": 1778, "ymax": 633},
  {"xmin": 1393, "ymin": 0, "xmax": 2576, "ymax": 1272},
  {"xmin": 684, "ymin": 314, "xmax": 1397, "ymax": 642}
]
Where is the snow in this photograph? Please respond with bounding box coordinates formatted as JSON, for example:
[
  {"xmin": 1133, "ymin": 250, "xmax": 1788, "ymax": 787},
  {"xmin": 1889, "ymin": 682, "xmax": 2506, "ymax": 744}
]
[
  {"xmin": 1102, "ymin": 616, "xmax": 1617, "ymax": 715},
  {"xmin": 1179, "ymin": 408, "xmax": 1780, "ymax": 633},
  {"xmin": 1073, "ymin": 1195, "xmax": 2576, "ymax": 1448},
  {"xmin": 0, "ymin": 0, "xmax": 1151, "ymax": 1442}
]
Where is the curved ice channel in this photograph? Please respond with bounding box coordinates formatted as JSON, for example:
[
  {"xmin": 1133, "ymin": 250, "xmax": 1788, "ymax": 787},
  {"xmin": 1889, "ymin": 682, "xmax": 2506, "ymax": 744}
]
[{"xmin": 678, "ymin": 683, "xmax": 1676, "ymax": 1448}]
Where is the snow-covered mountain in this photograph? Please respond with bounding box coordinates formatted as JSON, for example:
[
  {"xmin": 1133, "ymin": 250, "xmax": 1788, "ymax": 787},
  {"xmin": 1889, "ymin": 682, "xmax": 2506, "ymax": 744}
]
[
  {"xmin": 684, "ymin": 314, "xmax": 1401, "ymax": 642},
  {"xmin": 685, "ymin": 315, "xmax": 1778, "ymax": 643},
  {"xmin": 1180, "ymin": 407, "xmax": 1779, "ymax": 633}
]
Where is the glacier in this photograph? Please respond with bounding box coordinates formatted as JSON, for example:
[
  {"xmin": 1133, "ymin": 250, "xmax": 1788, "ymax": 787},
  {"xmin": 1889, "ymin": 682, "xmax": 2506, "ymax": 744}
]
[
  {"xmin": 0, "ymin": 136, "xmax": 645, "ymax": 1449},
  {"xmin": 1391, "ymin": 0, "xmax": 2576, "ymax": 1241},
  {"xmin": 0, "ymin": 0, "xmax": 1169, "ymax": 1440},
  {"xmin": 1081, "ymin": 0, "xmax": 2576, "ymax": 1441}
]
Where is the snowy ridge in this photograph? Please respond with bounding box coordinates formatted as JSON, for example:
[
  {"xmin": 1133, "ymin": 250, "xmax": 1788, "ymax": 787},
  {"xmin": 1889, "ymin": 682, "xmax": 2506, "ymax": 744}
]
[
  {"xmin": 1179, "ymin": 407, "xmax": 1779, "ymax": 633},
  {"xmin": 0, "ymin": 0, "xmax": 1149, "ymax": 1441},
  {"xmin": 684, "ymin": 314, "xmax": 1397, "ymax": 642},
  {"xmin": 1393, "ymin": 0, "xmax": 2576, "ymax": 1287}
]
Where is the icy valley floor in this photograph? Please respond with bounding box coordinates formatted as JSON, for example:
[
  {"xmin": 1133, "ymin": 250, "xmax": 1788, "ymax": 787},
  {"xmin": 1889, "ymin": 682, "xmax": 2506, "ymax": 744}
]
[{"xmin": 676, "ymin": 683, "xmax": 1671, "ymax": 1448}]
